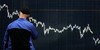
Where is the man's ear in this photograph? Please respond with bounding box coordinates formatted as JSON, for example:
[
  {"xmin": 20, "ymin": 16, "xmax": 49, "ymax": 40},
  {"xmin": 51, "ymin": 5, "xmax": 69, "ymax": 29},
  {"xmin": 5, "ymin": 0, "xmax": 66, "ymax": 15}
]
[
  {"xmin": 20, "ymin": 12, "xmax": 23, "ymax": 15},
  {"xmin": 19, "ymin": 11, "xmax": 24, "ymax": 15}
]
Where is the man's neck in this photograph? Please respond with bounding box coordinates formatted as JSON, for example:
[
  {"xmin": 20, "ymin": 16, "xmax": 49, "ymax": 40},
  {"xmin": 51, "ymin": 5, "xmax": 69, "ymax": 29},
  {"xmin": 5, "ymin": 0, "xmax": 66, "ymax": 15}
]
[
  {"xmin": 19, "ymin": 17, "xmax": 26, "ymax": 18},
  {"xmin": 19, "ymin": 15, "xmax": 27, "ymax": 19}
]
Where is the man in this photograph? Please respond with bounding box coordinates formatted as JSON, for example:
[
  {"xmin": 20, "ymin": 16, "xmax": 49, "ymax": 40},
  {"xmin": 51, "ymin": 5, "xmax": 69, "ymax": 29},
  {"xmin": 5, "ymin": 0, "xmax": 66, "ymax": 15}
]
[{"xmin": 3, "ymin": 8, "xmax": 38, "ymax": 50}]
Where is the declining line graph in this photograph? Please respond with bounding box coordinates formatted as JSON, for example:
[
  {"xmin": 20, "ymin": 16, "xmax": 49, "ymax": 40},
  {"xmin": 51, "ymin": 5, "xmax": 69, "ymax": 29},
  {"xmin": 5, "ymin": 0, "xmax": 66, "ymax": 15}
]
[
  {"xmin": 1, "ymin": 4, "xmax": 100, "ymax": 45},
  {"xmin": 0, "ymin": 4, "xmax": 19, "ymax": 18},
  {"xmin": 29, "ymin": 17, "xmax": 93, "ymax": 38}
]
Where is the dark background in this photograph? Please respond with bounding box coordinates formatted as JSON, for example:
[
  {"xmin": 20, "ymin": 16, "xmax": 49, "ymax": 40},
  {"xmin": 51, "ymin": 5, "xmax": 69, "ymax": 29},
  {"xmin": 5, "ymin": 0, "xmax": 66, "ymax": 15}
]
[{"xmin": 0, "ymin": 0, "xmax": 100, "ymax": 50}]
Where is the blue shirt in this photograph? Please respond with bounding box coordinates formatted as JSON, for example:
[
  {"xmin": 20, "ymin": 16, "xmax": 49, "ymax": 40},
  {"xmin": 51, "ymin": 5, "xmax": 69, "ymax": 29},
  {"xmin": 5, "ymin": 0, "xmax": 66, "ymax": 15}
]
[{"xmin": 3, "ymin": 18, "xmax": 38, "ymax": 50}]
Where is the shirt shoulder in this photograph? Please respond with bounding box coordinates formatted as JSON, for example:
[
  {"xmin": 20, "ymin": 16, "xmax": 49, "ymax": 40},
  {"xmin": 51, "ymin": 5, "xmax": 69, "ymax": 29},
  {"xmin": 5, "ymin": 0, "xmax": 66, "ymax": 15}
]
[
  {"xmin": 7, "ymin": 20, "xmax": 18, "ymax": 29},
  {"xmin": 7, "ymin": 19, "xmax": 35, "ymax": 30}
]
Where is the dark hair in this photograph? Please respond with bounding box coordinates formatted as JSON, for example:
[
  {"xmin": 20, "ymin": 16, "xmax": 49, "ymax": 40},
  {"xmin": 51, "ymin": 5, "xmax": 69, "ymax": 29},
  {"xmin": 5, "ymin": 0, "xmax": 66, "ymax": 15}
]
[{"xmin": 20, "ymin": 7, "xmax": 30, "ymax": 15}]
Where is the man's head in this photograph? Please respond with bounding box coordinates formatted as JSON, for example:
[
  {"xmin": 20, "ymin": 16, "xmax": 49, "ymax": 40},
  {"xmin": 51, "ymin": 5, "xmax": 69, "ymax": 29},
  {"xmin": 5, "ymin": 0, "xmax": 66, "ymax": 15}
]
[{"xmin": 19, "ymin": 7, "xmax": 30, "ymax": 18}]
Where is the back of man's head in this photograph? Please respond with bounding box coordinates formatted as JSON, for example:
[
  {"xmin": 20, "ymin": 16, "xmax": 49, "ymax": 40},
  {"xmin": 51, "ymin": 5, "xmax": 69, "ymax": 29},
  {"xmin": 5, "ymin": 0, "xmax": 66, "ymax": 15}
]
[{"xmin": 20, "ymin": 7, "xmax": 30, "ymax": 15}]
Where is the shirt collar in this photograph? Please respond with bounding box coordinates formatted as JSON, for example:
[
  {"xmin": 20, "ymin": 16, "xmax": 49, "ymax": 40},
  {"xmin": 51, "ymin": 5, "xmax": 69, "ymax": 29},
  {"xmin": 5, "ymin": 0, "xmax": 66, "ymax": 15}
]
[{"xmin": 17, "ymin": 18, "xmax": 27, "ymax": 21}]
